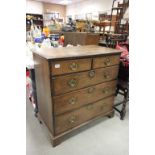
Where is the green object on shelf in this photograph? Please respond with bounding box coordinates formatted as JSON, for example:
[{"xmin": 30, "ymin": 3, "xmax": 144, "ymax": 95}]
[{"xmin": 48, "ymin": 25, "xmax": 57, "ymax": 31}]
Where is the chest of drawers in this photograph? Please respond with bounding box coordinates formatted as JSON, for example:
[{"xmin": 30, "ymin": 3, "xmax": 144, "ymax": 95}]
[{"xmin": 33, "ymin": 45, "xmax": 121, "ymax": 146}]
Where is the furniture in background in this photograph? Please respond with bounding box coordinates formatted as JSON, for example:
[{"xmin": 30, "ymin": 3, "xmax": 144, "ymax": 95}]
[
  {"xmin": 63, "ymin": 32, "xmax": 100, "ymax": 46},
  {"xmin": 114, "ymin": 61, "xmax": 129, "ymax": 120},
  {"xmin": 114, "ymin": 43, "xmax": 129, "ymax": 120},
  {"xmin": 29, "ymin": 69, "xmax": 38, "ymax": 116},
  {"xmin": 114, "ymin": 79, "xmax": 129, "ymax": 120},
  {"xmin": 93, "ymin": 14, "xmax": 117, "ymax": 34},
  {"xmin": 33, "ymin": 45, "xmax": 121, "ymax": 146},
  {"xmin": 99, "ymin": 33, "xmax": 128, "ymax": 48},
  {"xmin": 109, "ymin": 0, "xmax": 129, "ymax": 34},
  {"xmin": 26, "ymin": 13, "xmax": 43, "ymax": 31},
  {"xmin": 93, "ymin": 21, "xmax": 111, "ymax": 34},
  {"xmin": 26, "ymin": 67, "xmax": 38, "ymax": 116}
]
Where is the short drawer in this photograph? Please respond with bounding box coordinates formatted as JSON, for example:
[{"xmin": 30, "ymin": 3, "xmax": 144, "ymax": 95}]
[
  {"xmin": 55, "ymin": 96, "xmax": 114, "ymax": 135},
  {"xmin": 93, "ymin": 54, "xmax": 120, "ymax": 69},
  {"xmin": 51, "ymin": 58, "xmax": 91, "ymax": 75},
  {"xmin": 53, "ymin": 65, "xmax": 119, "ymax": 95},
  {"xmin": 53, "ymin": 80, "xmax": 117, "ymax": 115}
]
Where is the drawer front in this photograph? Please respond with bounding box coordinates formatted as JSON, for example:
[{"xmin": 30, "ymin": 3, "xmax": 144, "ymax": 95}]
[
  {"xmin": 54, "ymin": 80, "xmax": 117, "ymax": 115},
  {"xmin": 51, "ymin": 58, "xmax": 91, "ymax": 75},
  {"xmin": 55, "ymin": 96, "xmax": 114, "ymax": 135},
  {"xmin": 93, "ymin": 54, "xmax": 120, "ymax": 69},
  {"xmin": 53, "ymin": 65, "xmax": 119, "ymax": 95}
]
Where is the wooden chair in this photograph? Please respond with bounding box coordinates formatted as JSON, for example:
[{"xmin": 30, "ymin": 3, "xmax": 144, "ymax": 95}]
[
  {"xmin": 114, "ymin": 80, "xmax": 129, "ymax": 120},
  {"xmin": 114, "ymin": 58, "xmax": 129, "ymax": 120}
]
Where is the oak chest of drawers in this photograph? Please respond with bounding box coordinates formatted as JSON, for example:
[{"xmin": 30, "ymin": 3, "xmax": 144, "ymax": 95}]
[{"xmin": 33, "ymin": 45, "xmax": 121, "ymax": 146}]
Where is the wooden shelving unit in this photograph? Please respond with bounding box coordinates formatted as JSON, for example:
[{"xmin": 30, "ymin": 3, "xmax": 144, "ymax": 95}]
[
  {"xmin": 109, "ymin": 0, "xmax": 129, "ymax": 34},
  {"xmin": 26, "ymin": 13, "xmax": 43, "ymax": 31}
]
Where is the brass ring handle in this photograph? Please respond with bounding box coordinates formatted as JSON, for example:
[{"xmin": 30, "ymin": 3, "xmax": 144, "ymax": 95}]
[
  {"xmin": 104, "ymin": 74, "xmax": 110, "ymax": 79},
  {"xmin": 68, "ymin": 115, "xmax": 77, "ymax": 124},
  {"xmin": 68, "ymin": 79, "xmax": 78, "ymax": 88},
  {"xmin": 69, "ymin": 97, "xmax": 77, "ymax": 105},
  {"xmin": 104, "ymin": 58, "xmax": 111, "ymax": 66},
  {"xmin": 88, "ymin": 70, "xmax": 95, "ymax": 78},
  {"xmin": 69, "ymin": 62, "xmax": 78, "ymax": 71},
  {"xmin": 103, "ymin": 71, "xmax": 110, "ymax": 79},
  {"xmin": 102, "ymin": 88, "xmax": 109, "ymax": 94},
  {"xmin": 86, "ymin": 104, "xmax": 94, "ymax": 110},
  {"xmin": 88, "ymin": 87, "xmax": 95, "ymax": 94}
]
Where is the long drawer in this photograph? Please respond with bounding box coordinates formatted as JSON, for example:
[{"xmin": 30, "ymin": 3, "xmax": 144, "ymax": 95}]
[
  {"xmin": 52, "ymin": 65, "xmax": 119, "ymax": 95},
  {"xmin": 51, "ymin": 58, "xmax": 91, "ymax": 75},
  {"xmin": 93, "ymin": 54, "xmax": 120, "ymax": 69},
  {"xmin": 54, "ymin": 80, "xmax": 117, "ymax": 115},
  {"xmin": 55, "ymin": 96, "xmax": 114, "ymax": 135}
]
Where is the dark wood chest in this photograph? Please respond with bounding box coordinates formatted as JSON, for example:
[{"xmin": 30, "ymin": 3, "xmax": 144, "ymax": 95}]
[
  {"xmin": 33, "ymin": 45, "xmax": 121, "ymax": 146},
  {"xmin": 63, "ymin": 32, "xmax": 100, "ymax": 46}
]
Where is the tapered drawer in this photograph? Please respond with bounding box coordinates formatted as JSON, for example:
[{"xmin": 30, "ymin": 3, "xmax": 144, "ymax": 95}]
[
  {"xmin": 53, "ymin": 80, "xmax": 117, "ymax": 115},
  {"xmin": 51, "ymin": 58, "xmax": 91, "ymax": 75},
  {"xmin": 53, "ymin": 65, "xmax": 119, "ymax": 95},
  {"xmin": 55, "ymin": 96, "xmax": 114, "ymax": 135},
  {"xmin": 93, "ymin": 54, "xmax": 120, "ymax": 69}
]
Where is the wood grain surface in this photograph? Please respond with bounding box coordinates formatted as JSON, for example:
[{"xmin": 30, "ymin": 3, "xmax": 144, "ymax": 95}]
[
  {"xmin": 33, "ymin": 53, "xmax": 54, "ymax": 134},
  {"xmin": 51, "ymin": 58, "xmax": 91, "ymax": 75},
  {"xmin": 53, "ymin": 80, "xmax": 117, "ymax": 115},
  {"xmin": 53, "ymin": 65, "xmax": 119, "ymax": 95},
  {"xmin": 93, "ymin": 54, "xmax": 120, "ymax": 68},
  {"xmin": 32, "ymin": 45, "xmax": 122, "ymax": 60},
  {"xmin": 55, "ymin": 96, "xmax": 114, "ymax": 135}
]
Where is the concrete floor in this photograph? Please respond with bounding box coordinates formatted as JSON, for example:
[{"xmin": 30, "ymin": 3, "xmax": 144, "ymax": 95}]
[{"xmin": 26, "ymin": 94, "xmax": 129, "ymax": 155}]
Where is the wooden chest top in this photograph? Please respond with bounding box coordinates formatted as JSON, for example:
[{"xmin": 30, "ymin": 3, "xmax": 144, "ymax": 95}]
[{"xmin": 32, "ymin": 45, "xmax": 122, "ymax": 60}]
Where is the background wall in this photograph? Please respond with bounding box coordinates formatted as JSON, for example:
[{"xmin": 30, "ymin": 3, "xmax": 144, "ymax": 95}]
[
  {"xmin": 26, "ymin": 0, "xmax": 43, "ymax": 14},
  {"xmin": 66, "ymin": 0, "xmax": 123, "ymax": 19},
  {"xmin": 43, "ymin": 3, "xmax": 66, "ymax": 19},
  {"xmin": 26, "ymin": 0, "xmax": 124, "ymax": 20},
  {"xmin": 26, "ymin": 0, "xmax": 66, "ymax": 20}
]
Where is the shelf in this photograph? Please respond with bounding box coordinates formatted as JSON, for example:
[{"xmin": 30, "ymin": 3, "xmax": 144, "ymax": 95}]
[
  {"xmin": 44, "ymin": 19, "xmax": 53, "ymax": 21},
  {"xmin": 112, "ymin": 7, "xmax": 123, "ymax": 10},
  {"xmin": 26, "ymin": 13, "xmax": 43, "ymax": 30}
]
